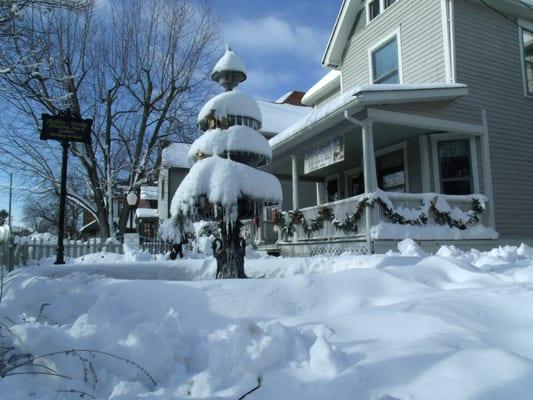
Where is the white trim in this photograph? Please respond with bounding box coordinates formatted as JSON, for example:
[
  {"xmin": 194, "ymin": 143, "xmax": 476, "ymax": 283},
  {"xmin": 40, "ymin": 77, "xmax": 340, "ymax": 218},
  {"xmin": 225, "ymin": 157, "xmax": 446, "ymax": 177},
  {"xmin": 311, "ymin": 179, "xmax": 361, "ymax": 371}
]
[
  {"xmin": 430, "ymin": 133, "xmax": 480, "ymax": 195},
  {"xmin": 375, "ymin": 141, "xmax": 409, "ymax": 192},
  {"xmin": 441, "ymin": 0, "xmax": 456, "ymax": 83},
  {"xmin": 344, "ymin": 166, "xmax": 363, "ymax": 197},
  {"xmin": 481, "ymin": 109, "xmax": 496, "ymax": 228},
  {"xmin": 366, "ymin": 108, "xmax": 483, "ymax": 134},
  {"xmin": 325, "ymin": 173, "xmax": 341, "ymax": 202},
  {"xmin": 368, "ymin": 28, "xmax": 403, "ymax": 84},
  {"xmin": 518, "ymin": 21, "xmax": 533, "ymax": 98},
  {"xmin": 419, "ymin": 135, "xmax": 431, "ymax": 192}
]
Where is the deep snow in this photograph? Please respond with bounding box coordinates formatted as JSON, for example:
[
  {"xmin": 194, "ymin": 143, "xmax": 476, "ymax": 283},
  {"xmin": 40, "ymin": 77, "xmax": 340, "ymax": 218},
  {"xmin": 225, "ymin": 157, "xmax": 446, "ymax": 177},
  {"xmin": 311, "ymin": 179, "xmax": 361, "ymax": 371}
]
[{"xmin": 2, "ymin": 240, "xmax": 533, "ymax": 399}]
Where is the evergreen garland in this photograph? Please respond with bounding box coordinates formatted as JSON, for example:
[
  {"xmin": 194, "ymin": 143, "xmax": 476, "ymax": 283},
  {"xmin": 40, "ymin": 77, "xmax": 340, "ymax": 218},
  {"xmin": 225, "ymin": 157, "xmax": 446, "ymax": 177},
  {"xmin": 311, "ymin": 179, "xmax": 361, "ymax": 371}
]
[{"xmin": 272, "ymin": 194, "xmax": 485, "ymax": 240}]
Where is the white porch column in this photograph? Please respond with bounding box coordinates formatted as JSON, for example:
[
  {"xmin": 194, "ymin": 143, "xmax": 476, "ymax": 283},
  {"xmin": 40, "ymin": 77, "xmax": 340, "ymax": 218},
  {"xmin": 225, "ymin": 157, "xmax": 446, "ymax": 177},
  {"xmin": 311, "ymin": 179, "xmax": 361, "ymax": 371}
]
[
  {"xmin": 362, "ymin": 120, "xmax": 378, "ymax": 253},
  {"xmin": 362, "ymin": 121, "xmax": 378, "ymax": 192},
  {"xmin": 481, "ymin": 109, "xmax": 496, "ymax": 229},
  {"xmin": 316, "ymin": 182, "xmax": 325, "ymax": 205},
  {"xmin": 291, "ymin": 155, "xmax": 300, "ymax": 210}
]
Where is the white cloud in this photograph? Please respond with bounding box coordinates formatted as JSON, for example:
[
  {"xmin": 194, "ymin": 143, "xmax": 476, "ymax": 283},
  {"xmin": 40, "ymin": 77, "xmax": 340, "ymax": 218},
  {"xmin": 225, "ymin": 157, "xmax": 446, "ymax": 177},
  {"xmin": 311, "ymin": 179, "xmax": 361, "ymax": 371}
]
[{"xmin": 224, "ymin": 16, "xmax": 329, "ymax": 60}]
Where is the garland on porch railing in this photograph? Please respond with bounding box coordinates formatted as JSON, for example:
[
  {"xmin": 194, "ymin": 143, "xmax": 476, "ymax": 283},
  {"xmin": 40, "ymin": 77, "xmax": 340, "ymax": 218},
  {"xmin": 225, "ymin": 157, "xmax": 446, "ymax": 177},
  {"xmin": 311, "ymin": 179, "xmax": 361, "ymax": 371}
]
[
  {"xmin": 430, "ymin": 197, "xmax": 484, "ymax": 230},
  {"xmin": 272, "ymin": 193, "xmax": 486, "ymax": 240}
]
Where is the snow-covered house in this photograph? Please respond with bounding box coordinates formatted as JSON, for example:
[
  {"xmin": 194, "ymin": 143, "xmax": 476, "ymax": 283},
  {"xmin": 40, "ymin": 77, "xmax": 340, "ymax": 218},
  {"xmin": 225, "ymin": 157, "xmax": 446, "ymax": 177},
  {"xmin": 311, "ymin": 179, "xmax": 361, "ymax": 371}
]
[{"xmin": 257, "ymin": 0, "xmax": 533, "ymax": 255}]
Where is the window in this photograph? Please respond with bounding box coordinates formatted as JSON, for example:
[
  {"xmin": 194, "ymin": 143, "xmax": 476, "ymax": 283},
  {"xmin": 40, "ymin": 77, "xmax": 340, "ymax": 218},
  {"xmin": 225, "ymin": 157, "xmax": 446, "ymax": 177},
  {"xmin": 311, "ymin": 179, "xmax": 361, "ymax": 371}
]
[
  {"xmin": 326, "ymin": 174, "xmax": 340, "ymax": 202},
  {"xmin": 368, "ymin": 0, "xmax": 380, "ymax": 21},
  {"xmin": 367, "ymin": 0, "xmax": 397, "ymax": 23},
  {"xmin": 522, "ymin": 28, "xmax": 533, "ymax": 96},
  {"xmin": 376, "ymin": 149, "xmax": 406, "ymax": 192},
  {"xmin": 345, "ymin": 168, "xmax": 364, "ymax": 197},
  {"xmin": 437, "ymin": 139, "xmax": 472, "ymax": 195},
  {"xmin": 371, "ymin": 37, "xmax": 400, "ymax": 83}
]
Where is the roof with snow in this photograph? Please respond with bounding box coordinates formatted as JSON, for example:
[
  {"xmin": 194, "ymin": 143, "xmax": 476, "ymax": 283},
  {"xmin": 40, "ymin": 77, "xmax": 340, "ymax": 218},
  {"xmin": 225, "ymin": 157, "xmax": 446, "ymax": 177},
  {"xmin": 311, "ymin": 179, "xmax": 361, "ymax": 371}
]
[
  {"xmin": 301, "ymin": 70, "xmax": 341, "ymax": 106},
  {"xmin": 161, "ymin": 143, "xmax": 191, "ymax": 169},
  {"xmin": 198, "ymin": 91, "xmax": 262, "ymax": 124},
  {"xmin": 212, "ymin": 47, "xmax": 246, "ymax": 77},
  {"xmin": 270, "ymin": 83, "xmax": 469, "ymax": 150},
  {"xmin": 140, "ymin": 186, "xmax": 158, "ymax": 201},
  {"xmin": 257, "ymin": 101, "xmax": 312, "ymax": 136}
]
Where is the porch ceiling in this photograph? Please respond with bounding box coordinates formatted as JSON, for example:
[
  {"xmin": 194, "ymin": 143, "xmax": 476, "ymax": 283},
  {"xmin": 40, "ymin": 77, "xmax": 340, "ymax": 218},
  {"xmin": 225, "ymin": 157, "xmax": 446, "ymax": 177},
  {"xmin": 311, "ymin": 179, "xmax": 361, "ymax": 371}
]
[{"xmin": 266, "ymin": 121, "xmax": 428, "ymax": 177}]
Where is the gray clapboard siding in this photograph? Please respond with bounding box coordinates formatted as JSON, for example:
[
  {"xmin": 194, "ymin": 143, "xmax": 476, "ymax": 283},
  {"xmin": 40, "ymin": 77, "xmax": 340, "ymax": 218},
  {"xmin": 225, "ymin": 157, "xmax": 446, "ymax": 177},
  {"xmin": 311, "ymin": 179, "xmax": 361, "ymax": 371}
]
[
  {"xmin": 453, "ymin": 0, "xmax": 533, "ymax": 238},
  {"xmin": 342, "ymin": 0, "xmax": 447, "ymax": 90}
]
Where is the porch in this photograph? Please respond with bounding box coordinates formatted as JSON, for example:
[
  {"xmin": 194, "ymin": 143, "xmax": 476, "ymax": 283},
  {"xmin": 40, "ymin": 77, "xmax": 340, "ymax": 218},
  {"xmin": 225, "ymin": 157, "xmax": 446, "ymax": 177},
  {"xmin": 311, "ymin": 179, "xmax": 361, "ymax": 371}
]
[{"xmin": 255, "ymin": 84, "xmax": 499, "ymax": 254}]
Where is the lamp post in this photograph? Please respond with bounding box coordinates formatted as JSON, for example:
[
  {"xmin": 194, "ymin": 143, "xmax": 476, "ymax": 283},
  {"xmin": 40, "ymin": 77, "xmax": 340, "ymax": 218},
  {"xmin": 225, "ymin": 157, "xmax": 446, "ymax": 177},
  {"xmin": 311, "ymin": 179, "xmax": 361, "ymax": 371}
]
[{"xmin": 126, "ymin": 191, "xmax": 138, "ymax": 233}]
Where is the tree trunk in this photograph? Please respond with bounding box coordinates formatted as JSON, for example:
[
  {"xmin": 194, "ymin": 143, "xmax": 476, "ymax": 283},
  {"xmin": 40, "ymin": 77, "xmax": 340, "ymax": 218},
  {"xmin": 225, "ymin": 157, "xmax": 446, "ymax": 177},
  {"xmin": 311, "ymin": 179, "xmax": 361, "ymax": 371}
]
[{"xmin": 213, "ymin": 220, "xmax": 247, "ymax": 279}]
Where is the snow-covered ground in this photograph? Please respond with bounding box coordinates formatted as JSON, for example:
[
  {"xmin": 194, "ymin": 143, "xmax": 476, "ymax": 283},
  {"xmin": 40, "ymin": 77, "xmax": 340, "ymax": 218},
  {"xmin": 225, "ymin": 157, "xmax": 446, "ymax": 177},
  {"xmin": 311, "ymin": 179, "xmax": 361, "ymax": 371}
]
[{"xmin": 2, "ymin": 240, "xmax": 533, "ymax": 399}]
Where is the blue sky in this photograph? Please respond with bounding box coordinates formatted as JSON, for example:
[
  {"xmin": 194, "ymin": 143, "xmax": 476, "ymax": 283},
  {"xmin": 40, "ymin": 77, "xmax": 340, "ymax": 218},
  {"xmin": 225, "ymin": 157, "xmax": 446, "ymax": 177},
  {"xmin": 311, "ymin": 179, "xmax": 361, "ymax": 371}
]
[
  {"xmin": 212, "ymin": 0, "xmax": 340, "ymax": 100},
  {"xmin": 0, "ymin": 0, "xmax": 341, "ymax": 226}
]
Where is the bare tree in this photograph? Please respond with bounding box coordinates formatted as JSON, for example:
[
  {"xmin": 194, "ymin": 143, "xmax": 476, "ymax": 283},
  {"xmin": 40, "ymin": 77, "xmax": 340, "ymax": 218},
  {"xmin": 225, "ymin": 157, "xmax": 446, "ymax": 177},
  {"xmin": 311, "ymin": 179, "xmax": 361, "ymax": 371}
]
[
  {"xmin": 23, "ymin": 192, "xmax": 82, "ymax": 237},
  {"xmin": 0, "ymin": 0, "xmax": 220, "ymax": 238}
]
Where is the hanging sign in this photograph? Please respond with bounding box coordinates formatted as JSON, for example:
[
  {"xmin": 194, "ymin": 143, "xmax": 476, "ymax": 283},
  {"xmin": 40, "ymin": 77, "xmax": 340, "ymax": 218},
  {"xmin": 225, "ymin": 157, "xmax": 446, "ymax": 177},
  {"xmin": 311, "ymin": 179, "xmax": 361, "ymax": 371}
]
[
  {"xmin": 304, "ymin": 135, "xmax": 345, "ymax": 174},
  {"xmin": 41, "ymin": 113, "xmax": 93, "ymax": 144}
]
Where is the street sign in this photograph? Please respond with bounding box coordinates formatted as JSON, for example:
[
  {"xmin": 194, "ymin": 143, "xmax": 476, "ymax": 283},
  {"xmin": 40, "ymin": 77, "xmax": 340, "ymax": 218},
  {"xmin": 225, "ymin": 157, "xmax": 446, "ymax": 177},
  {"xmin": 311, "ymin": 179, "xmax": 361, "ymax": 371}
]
[{"xmin": 41, "ymin": 113, "xmax": 93, "ymax": 144}]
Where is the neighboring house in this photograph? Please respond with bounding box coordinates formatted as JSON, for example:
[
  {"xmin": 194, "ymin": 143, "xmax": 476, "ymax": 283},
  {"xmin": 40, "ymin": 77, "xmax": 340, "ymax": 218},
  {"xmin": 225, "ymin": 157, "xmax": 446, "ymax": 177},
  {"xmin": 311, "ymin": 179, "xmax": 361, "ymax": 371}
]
[
  {"xmin": 158, "ymin": 142, "xmax": 192, "ymax": 222},
  {"xmin": 136, "ymin": 185, "xmax": 159, "ymax": 240},
  {"xmin": 257, "ymin": 0, "xmax": 533, "ymax": 255}
]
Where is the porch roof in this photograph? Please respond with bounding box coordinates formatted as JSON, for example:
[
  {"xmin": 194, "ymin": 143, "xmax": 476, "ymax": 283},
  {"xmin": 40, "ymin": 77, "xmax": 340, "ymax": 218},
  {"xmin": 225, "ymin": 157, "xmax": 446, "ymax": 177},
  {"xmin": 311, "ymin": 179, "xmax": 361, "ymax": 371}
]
[{"xmin": 269, "ymin": 83, "xmax": 468, "ymax": 153}]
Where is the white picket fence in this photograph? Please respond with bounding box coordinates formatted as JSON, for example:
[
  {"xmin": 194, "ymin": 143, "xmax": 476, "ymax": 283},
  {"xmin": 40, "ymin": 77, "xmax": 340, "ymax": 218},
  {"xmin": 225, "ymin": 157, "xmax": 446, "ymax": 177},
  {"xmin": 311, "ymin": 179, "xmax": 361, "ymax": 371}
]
[{"xmin": 0, "ymin": 238, "xmax": 123, "ymax": 270}]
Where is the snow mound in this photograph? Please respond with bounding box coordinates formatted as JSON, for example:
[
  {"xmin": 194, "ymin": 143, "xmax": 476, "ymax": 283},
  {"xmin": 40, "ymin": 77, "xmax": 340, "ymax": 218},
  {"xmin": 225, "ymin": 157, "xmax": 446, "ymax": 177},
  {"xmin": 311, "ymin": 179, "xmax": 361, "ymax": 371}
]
[
  {"xmin": 188, "ymin": 126, "xmax": 272, "ymax": 164},
  {"xmin": 5, "ymin": 243, "xmax": 533, "ymax": 399},
  {"xmin": 198, "ymin": 91, "xmax": 262, "ymax": 124},
  {"xmin": 170, "ymin": 156, "xmax": 282, "ymax": 221}
]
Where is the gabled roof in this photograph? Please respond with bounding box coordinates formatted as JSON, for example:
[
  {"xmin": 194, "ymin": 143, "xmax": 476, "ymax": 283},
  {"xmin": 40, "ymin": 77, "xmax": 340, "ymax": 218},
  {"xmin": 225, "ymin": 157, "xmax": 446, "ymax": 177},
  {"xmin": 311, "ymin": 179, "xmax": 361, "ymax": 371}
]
[
  {"xmin": 322, "ymin": 0, "xmax": 363, "ymax": 69},
  {"xmin": 322, "ymin": 0, "xmax": 533, "ymax": 69}
]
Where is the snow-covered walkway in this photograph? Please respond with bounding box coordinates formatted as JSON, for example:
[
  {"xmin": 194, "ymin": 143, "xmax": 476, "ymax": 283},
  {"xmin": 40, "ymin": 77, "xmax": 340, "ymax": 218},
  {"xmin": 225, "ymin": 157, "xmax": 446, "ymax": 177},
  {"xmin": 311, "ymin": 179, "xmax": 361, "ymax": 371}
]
[{"xmin": 2, "ymin": 241, "xmax": 533, "ymax": 399}]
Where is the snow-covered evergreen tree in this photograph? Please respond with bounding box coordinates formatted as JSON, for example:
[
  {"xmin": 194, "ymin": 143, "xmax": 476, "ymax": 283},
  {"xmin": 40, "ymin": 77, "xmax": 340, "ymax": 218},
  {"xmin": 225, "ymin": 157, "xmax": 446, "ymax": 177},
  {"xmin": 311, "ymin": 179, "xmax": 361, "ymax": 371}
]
[{"xmin": 166, "ymin": 47, "xmax": 282, "ymax": 278}]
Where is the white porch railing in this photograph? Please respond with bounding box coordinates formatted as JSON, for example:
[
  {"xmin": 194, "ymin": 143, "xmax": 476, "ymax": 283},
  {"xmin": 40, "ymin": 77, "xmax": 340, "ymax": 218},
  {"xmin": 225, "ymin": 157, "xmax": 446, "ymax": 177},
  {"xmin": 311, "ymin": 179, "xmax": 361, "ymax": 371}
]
[{"xmin": 275, "ymin": 191, "xmax": 491, "ymax": 243}]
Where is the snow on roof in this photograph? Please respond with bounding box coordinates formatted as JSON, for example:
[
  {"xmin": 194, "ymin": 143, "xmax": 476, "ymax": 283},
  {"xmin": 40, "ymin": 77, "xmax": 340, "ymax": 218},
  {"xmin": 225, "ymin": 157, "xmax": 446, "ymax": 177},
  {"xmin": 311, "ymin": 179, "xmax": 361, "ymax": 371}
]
[
  {"xmin": 270, "ymin": 83, "xmax": 468, "ymax": 149},
  {"xmin": 198, "ymin": 91, "xmax": 262, "ymax": 124},
  {"xmin": 212, "ymin": 47, "xmax": 246, "ymax": 76},
  {"xmin": 135, "ymin": 208, "xmax": 159, "ymax": 219},
  {"xmin": 161, "ymin": 143, "xmax": 191, "ymax": 169},
  {"xmin": 188, "ymin": 125, "xmax": 272, "ymax": 164},
  {"xmin": 257, "ymin": 101, "xmax": 312, "ymax": 135},
  {"xmin": 171, "ymin": 156, "xmax": 282, "ymax": 221},
  {"xmin": 301, "ymin": 70, "xmax": 341, "ymax": 106},
  {"xmin": 140, "ymin": 186, "xmax": 158, "ymax": 201}
]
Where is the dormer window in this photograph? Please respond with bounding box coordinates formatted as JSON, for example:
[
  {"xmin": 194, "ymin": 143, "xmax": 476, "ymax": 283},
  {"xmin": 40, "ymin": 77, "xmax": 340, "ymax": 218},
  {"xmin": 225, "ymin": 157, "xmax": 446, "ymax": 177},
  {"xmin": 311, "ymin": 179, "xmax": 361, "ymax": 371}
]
[{"xmin": 366, "ymin": 0, "xmax": 397, "ymax": 23}]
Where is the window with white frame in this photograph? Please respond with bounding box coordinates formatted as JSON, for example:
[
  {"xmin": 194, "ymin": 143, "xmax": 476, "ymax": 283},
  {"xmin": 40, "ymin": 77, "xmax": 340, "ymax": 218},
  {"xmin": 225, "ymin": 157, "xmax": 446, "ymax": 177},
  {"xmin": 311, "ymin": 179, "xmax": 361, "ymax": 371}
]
[
  {"xmin": 376, "ymin": 144, "xmax": 407, "ymax": 192},
  {"xmin": 371, "ymin": 36, "xmax": 400, "ymax": 83},
  {"xmin": 522, "ymin": 28, "xmax": 533, "ymax": 96},
  {"xmin": 437, "ymin": 139, "xmax": 473, "ymax": 195},
  {"xmin": 367, "ymin": 0, "xmax": 397, "ymax": 23}
]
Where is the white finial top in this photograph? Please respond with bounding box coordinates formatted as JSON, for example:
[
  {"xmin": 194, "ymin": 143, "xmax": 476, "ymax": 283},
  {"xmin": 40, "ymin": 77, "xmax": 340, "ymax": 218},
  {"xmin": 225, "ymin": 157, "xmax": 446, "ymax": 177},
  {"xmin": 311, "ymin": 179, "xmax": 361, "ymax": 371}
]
[
  {"xmin": 212, "ymin": 45, "xmax": 246, "ymax": 76},
  {"xmin": 211, "ymin": 46, "xmax": 247, "ymax": 90}
]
